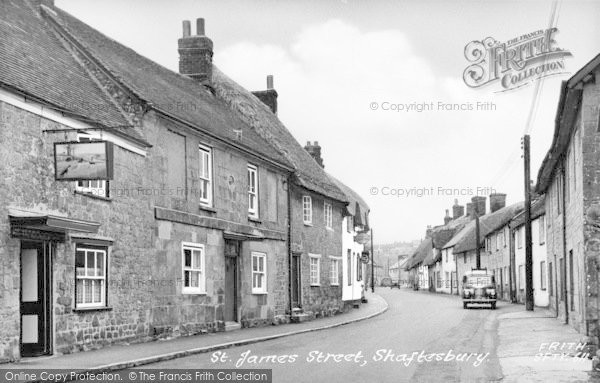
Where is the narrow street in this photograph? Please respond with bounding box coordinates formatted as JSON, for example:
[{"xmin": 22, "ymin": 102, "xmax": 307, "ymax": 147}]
[{"xmin": 137, "ymin": 289, "xmax": 510, "ymax": 382}]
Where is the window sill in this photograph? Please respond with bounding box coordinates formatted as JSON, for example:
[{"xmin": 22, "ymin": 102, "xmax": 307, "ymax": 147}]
[
  {"xmin": 182, "ymin": 291, "xmax": 207, "ymax": 295},
  {"xmin": 310, "ymin": 284, "xmax": 321, "ymax": 287},
  {"xmin": 303, "ymin": 222, "xmax": 313, "ymax": 227},
  {"xmin": 326, "ymin": 227, "xmax": 334, "ymax": 232},
  {"xmin": 248, "ymin": 216, "xmax": 262, "ymax": 224},
  {"xmin": 73, "ymin": 306, "xmax": 112, "ymax": 313},
  {"xmin": 330, "ymin": 283, "xmax": 340, "ymax": 287},
  {"xmin": 74, "ymin": 190, "xmax": 111, "ymax": 202},
  {"xmin": 252, "ymin": 291, "xmax": 268, "ymax": 295},
  {"xmin": 199, "ymin": 204, "xmax": 217, "ymax": 214}
]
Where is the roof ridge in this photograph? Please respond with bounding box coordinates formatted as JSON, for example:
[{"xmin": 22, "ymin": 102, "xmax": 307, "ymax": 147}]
[{"xmin": 40, "ymin": 5, "xmax": 136, "ymax": 130}]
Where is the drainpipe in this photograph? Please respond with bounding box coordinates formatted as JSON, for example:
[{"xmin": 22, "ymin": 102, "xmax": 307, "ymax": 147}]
[
  {"xmin": 561, "ymin": 166, "xmax": 569, "ymax": 324},
  {"xmin": 510, "ymin": 226, "xmax": 517, "ymax": 303},
  {"xmin": 286, "ymin": 175, "xmax": 293, "ymax": 314},
  {"xmin": 454, "ymin": 250, "xmax": 458, "ymax": 295}
]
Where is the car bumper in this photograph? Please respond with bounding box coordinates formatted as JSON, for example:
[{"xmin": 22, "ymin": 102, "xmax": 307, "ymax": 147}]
[{"xmin": 463, "ymin": 298, "xmax": 496, "ymax": 303}]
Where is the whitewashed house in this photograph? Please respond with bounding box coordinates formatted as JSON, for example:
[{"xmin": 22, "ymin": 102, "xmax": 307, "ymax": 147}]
[{"xmin": 511, "ymin": 196, "xmax": 549, "ymax": 307}]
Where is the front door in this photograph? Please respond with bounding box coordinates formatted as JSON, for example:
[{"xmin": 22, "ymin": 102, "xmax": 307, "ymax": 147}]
[
  {"xmin": 224, "ymin": 240, "xmax": 239, "ymax": 322},
  {"xmin": 291, "ymin": 253, "xmax": 301, "ymax": 308},
  {"xmin": 20, "ymin": 241, "xmax": 52, "ymax": 357}
]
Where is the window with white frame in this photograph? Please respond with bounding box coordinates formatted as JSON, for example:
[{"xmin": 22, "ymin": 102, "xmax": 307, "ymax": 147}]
[
  {"xmin": 519, "ymin": 264, "xmax": 524, "ymax": 290},
  {"xmin": 75, "ymin": 246, "xmax": 107, "ymax": 308},
  {"xmin": 76, "ymin": 135, "xmax": 109, "ymax": 198},
  {"xmin": 496, "ymin": 232, "xmax": 501, "ymax": 251},
  {"xmin": 248, "ymin": 164, "xmax": 259, "ymax": 218},
  {"xmin": 309, "ymin": 254, "xmax": 320, "ymax": 286},
  {"xmin": 356, "ymin": 253, "xmax": 363, "ymax": 281},
  {"xmin": 347, "ymin": 215, "xmax": 354, "ymax": 233},
  {"xmin": 252, "ymin": 252, "xmax": 267, "ymax": 294},
  {"xmin": 199, "ymin": 145, "xmax": 213, "ymax": 206},
  {"xmin": 540, "ymin": 261, "xmax": 547, "ymax": 290},
  {"xmin": 539, "ymin": 216, "xmax": 546, "ymax": 245},
  {"xmin": 517, "ymin": 228, "xmax": 523, "ymax": 249},
  {"xmin": 303, "ymin": 196, "xmax": 312, "ymax": 224},
  {"xmin": 347, "ymin": 249, "xmax": 352, "ymax": 286},
  {"xmin": 182, "ymin": 243, "xmax": 205, "ymax": 294},
  {"xmin": 329, "ymin": 257, "xmax": 340, "ymax": 285},
  {"xmin": 324, "ymin": 202, "xmax": 333, "ymax": 229}
]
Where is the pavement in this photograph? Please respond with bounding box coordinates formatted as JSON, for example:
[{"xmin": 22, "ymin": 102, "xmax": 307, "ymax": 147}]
[
  {"xmin": 0, "ymin": 292, "xmax": 387, "ymax": 376},
  {"xmin": 496, "ymin": 308, "xmax": 593, "ymax": 383},
  {"xmin": 2, "ymin": 289, "xmax": 598, "ymax": 382}
]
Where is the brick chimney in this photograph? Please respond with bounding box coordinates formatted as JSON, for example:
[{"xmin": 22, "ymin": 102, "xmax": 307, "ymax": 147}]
[
  {"xmin": 489, "ymin": 193, "xmax": 507, "ymax": 213},
  {"xmin": 466, "ymin": 202, "xmax": 474, "ymax": 218},
  {"xmin": 471, "ymin": 196, "xmax": 486, "ymax": 216},
  {"xmin": 252, "ymin": 75, "xmax": 278, "ymax": 114},
  {"xmin": 178, "ymin": 18, "xmax": 213, "ymax": 84},
  {"xmin": 452, "ymin": 199, "xmax": 464, "ymax": 220},
  {"xmin": 304, "ymin": 141, "xmax": 324, "ymax": 168},
  {"xmin": 425, "ymin": 225, "xmax": 433, "ymax": 238},
  {"xmin": 444, "ymin": 209, "xmax": 451, "ymax": 225}
]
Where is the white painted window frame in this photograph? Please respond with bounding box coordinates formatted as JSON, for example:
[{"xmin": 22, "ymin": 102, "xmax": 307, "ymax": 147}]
[{"xmin": 182, "ymin": 242, "xmax": 206, "ymax": 294}]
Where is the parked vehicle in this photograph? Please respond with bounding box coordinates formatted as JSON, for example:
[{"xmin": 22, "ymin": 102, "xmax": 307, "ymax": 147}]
[{"xmin": 461, "ymin": 269, "xmax": 497, "ymax": 309}]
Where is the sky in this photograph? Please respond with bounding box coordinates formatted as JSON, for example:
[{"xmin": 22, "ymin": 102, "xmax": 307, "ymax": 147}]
[{"xmin": 57, "ymin": 0, "xmax": 600, "ymax": 244}]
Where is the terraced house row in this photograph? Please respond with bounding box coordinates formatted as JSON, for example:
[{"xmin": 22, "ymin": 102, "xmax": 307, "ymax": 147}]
[
  {"xmin": 0, "ymin": 0, "xmax": 370, "ymax": 362},
  {"xmin": 405, "ymin": 52, "xmax": 600, "ymax": 347}
]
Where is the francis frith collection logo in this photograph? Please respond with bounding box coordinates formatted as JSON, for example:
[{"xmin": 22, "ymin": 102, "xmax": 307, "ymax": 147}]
[{"xmin": 463, "ymin": 28, "xmax": 572, "ymax": 91}]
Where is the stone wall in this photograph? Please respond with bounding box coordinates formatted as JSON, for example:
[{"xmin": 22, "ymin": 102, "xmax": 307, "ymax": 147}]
[
  {"xmin": 0, "ymin": 100, "xmax": 290, "ymax": 360},
  {"xmin": 290, "ymin": 186, "xmax": 345, "ymax": 317}
]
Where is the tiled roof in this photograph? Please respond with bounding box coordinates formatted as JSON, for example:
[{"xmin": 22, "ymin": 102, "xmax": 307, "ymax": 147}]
[
  {"xmin": 211, "ymin": 67, "xmax": 348, "ymax": 203},
  {"xmin": 452, "ymin": 202, "xmax": 524, "ymax": 254},
  {"xmin": 43, "ymin": 4, "xmax": 291, "ymax": 168},
  {"xmin": 0, "ymin": 0, "xmax": 133, "ymax": 133}
]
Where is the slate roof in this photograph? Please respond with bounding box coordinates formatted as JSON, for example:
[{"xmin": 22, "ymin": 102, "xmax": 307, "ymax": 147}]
[
  {"xmin": 39, "ymin": 3, "xmax": 291, "ymax": 168},
  {"xmin": 452, "ymin": 202, "xmax": 524, "ymax": 254},
  {"xmin": 510, "ymin": 195, "xmax": 546, "ymax": 229},
  {"xmin": 536, "ymin": 53, "xmax": 600, "ymax": 193},
  {"xmin": 327, "ymin": 175, "xmax": 370, "ymax": 225},
  {"xmin": 211, "ymin": 67, "xmax": 348, "ymax": 203},
  {"xmin": 0, "ymin": 0, "xmax": 137, "ymax": 138}
]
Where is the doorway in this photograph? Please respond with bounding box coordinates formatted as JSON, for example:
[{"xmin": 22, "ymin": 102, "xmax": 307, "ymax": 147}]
[
  {"xmin": 291, "ymin": 253, "xmax": 301, "ymax": 308},
  {"xmin": 20, "ymin": 241, "xmax": 52, "ymax": 357},
  {"xmin": 224, "ymin": 240, "xmax": 239, "ymax": 322}
]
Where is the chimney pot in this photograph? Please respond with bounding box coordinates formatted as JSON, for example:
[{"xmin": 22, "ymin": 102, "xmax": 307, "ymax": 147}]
[
  {"xmin": 267, "ymin": 75, "xmax": 274, "ymax": 90},
  {"xmin": 196, "ymin": 18, "xmax": 205, "ymax": 35},
  {"xmin": 182, "ymin": 20, "xmax": 191, "ymax": 37},
  {"xmin": 489, "ymin": 193, "xmax": 507, "ymax": 213},
  {"xmin": 178, "ymin": 18, "xmax": 213, "ymax": 83},
  {"xmin": 444, "ymin": 209, "xmax": 451, "ymax": 225}
]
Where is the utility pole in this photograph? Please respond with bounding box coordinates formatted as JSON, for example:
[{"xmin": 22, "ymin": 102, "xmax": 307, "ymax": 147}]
[
  {"xmin": 370, "ymin": 228, "xmax": 375, "ymax": 293},
  {"xmin": 523, "ymin": 135, "xmax": 534, "ymax": 311},
  {"xmin": 475, "ymin": 205, "xmax": 481, "ymax": 269}
]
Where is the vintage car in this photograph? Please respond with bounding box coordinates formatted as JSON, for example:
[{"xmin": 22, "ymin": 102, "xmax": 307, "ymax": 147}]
[{"xmin": 461, "ymin": 269, "xmax": 497, "ymax": 309}]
